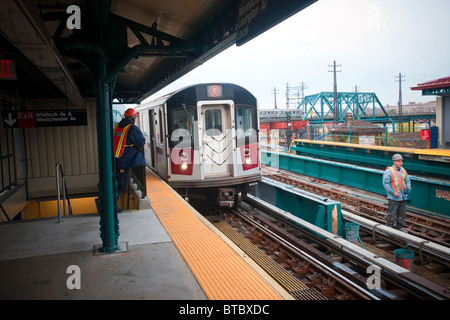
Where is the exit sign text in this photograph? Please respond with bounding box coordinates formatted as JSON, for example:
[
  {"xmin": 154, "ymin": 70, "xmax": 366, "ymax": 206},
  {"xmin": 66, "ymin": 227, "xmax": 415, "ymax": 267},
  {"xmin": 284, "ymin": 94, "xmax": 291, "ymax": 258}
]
[{"xmin": 0, "ymin": 59, "xmax": 17, "ymax": 80}]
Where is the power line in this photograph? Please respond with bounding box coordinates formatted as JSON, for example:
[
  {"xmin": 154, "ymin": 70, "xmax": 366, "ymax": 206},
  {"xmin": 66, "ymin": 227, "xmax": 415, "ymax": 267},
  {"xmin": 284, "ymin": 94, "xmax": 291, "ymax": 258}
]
[{"xmin": 328, "ymin": 60, "xmax": 342, "ymax": 124}]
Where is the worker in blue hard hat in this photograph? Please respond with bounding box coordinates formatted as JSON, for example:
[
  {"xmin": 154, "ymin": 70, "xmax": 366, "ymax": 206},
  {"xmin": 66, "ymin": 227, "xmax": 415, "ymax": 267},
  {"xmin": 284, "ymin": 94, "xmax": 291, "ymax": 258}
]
[
  {"xmin": 382, "ymin": 153, "xmax": 411, "ymax": 231},
  {"xmin": 113, "ymin": 108, "xmax": 146, "ymax": 210}
]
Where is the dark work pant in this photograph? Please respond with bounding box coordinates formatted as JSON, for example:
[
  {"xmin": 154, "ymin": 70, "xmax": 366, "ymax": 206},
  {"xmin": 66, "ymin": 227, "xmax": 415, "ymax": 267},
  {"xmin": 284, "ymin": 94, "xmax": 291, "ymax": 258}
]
[
  {"xmin": 386, "ymin": 199, "xmax": 407, "ymax": 229},
  {"xmin": 116, "ymin": 168, "xmax": 130, "ymax": 200}
]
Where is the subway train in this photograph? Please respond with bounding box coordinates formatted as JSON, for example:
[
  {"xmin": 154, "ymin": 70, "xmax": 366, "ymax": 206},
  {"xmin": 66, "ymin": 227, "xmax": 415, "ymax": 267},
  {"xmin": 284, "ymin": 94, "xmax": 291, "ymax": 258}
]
[{"xmin": 134, "ymin": 83, "xmax": 261, "ymax": 206}]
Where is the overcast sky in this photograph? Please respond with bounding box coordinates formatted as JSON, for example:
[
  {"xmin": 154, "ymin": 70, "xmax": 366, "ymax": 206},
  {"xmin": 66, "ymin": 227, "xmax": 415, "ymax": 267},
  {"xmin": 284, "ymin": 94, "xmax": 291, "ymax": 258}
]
[{"xmin": 144, "ymin": 0, "xmax": 450, "ymax": 110}]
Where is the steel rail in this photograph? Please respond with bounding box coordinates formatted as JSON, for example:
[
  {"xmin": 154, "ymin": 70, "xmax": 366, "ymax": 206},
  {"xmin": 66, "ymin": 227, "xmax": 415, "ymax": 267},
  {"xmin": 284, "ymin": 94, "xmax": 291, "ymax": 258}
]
[
  {"xmin": 262, "ymin": 166, "xmax": 450, "ymax": 247},
  {"xmin": 228, "ymin": 207, "xmax": 379, "ymax": 300},
  {"xmin": 342, "ymin": 209, "xmax": 450, "ymax": 267},
  {"xmin": 243, "ymin": 193, "xmax": 450, "ymax": 300}
]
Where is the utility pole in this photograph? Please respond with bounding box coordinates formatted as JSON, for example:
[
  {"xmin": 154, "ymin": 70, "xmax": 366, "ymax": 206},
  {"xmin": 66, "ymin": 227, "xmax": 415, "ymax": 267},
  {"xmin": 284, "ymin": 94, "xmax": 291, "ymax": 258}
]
[
  {"xmin": 328, "ymin": 60, "xmax": 342, "ymax": 124},
  {"xmin": 395, "ymin": 73, "xmax": 405, "ymax": 131},
  {"xmin": 271, "ymin": 87, "xmax": 279, "ymax": 109},
  {"xmin": 299, "ymin": 81, "xmax": 308, "ymax": 103},
  {"xmin": 353, "ymin": 85, "xmax": 360, "ymax": 118},
  {"xmin": 285, "ymin": 82, "xmax": 302, "ymax": 109},
  {"xmin": 286, "ymin": 82, "xmax": 290, "ymax": 109}
]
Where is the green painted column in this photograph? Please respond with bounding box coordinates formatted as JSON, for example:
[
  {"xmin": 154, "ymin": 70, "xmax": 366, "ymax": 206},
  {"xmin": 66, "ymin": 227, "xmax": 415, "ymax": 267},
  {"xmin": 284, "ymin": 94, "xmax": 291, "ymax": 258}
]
[{"xmin": 97, "ymin": 55, "xmax": 119, "ymax": 252}]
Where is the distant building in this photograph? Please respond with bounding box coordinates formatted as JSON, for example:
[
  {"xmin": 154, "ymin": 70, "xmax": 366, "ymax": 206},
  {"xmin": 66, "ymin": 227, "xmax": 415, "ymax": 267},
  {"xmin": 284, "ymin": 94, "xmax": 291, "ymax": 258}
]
[
  {"xmin": 331, "ymin": 113, "xmax": 384, "ymax": 144},
  {"xmin": 381, "ymin": 101, "xmax": 436, "ymax": 115}
]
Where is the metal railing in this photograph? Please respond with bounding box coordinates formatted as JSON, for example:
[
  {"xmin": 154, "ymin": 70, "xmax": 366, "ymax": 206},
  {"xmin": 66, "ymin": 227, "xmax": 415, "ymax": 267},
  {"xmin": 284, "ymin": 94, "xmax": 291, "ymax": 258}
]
[
  {"xmin": 0, "ymin": 126, "xmax": 17, "ymax": 193},
  {"xmin": 56, "ymin": 161, "xmax": 72, "ymax": 223},
  {"xmin": 302, "ymin": 124, "xmax": 430, "ymax": 149},
  {"xmin": 130, "ymin": 165, "xmax": 147, "ymax": 199},
  {"xmin": 0, "ymin": 203, "xmax": 10, "ymax": 222}
]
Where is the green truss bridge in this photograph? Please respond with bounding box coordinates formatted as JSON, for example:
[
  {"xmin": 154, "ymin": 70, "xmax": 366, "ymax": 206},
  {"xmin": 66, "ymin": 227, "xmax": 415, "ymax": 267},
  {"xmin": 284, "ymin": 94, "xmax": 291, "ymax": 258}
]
[{"xmin": 298, "ymin": 91, "xmax": 392, "ymax": 124}]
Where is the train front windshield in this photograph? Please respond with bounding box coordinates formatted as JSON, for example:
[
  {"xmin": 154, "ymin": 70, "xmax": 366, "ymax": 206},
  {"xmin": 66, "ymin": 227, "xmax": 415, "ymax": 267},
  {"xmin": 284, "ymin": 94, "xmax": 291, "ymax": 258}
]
[{"xmin": 170, "ymin": 106, "xmax": 196, "ymax": 147}]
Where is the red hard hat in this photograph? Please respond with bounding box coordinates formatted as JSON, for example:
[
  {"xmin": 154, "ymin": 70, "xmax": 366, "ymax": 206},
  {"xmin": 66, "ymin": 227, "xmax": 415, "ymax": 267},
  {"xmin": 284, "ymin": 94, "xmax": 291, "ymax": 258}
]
[{"xmin": 124, "ymin": 108, "xmax": 137, "ymax": 117}]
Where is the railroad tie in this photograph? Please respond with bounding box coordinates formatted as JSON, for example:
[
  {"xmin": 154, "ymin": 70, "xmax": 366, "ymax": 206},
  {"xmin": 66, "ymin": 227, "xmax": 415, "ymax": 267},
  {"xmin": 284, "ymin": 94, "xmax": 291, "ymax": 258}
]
[{"xmin": 214, "ymin": 222, "xmax": 326, "ymax": 300}]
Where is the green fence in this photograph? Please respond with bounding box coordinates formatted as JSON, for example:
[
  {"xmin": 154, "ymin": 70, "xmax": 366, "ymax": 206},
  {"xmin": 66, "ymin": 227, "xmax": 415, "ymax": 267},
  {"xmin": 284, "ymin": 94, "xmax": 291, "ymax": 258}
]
[{"xmin": 303, "ymin": 124, "xmax": 430, "ymax": 149}]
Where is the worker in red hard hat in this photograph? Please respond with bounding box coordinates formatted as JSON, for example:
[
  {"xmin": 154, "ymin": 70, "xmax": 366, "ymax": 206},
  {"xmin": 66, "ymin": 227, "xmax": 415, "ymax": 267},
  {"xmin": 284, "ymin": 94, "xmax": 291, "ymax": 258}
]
[
  {"xmin": 113, "ymin": 108, "xmax": 146, "ymax": 210},
  {"xmin": 124, "ymin": 108, "xmax": 137, "ymax": 117}
]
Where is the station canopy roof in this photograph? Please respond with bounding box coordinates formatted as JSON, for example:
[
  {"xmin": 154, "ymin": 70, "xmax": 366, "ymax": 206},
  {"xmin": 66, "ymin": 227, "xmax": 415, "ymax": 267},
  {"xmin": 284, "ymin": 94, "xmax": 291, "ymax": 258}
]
[
  {"xmin": 0, "ymin": 0, "xmax": 316, "ymax": 106},
  {"xmin": 411, "ymin": 76, "xmax": 450, "ymax": 96}
]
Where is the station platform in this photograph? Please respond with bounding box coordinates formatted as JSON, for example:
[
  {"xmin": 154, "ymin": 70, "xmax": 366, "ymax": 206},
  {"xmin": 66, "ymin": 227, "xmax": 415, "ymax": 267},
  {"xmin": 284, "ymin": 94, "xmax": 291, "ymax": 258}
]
[
  {"xmin": 0, "ymin": 209, "xmax": 207, "ymax": 299},
  {"xmin": 0, "ymin": 169, "xmax": 291, "ymax": 300}
]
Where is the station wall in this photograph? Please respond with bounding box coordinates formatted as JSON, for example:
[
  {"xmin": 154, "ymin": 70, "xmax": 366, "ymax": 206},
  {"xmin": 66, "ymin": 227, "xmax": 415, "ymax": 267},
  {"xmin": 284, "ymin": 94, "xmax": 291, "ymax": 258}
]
[
  {"xmin": 1, "ymin": 96, "xmax": 100, "ymax": 220},
  {"xmin": 23, "ymin": 98, "xmax": 99, "ymax": 198}
]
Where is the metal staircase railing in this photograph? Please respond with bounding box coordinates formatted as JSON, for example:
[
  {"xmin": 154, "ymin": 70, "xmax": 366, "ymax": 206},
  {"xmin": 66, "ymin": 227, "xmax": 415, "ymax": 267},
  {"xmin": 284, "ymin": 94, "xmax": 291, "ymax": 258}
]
[{"xmin": 56, "ymin": 161, "xmax": 72, "ymax": 223}]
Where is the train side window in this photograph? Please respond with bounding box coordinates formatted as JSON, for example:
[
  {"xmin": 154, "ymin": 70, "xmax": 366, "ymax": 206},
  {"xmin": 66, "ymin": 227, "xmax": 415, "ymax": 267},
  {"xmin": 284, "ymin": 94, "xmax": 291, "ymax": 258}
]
[
  {"xmin": 158, "ymin": 109, "xmax": 164, "ymax": 144},
  {"xmin": 205, "ymin": 109, "xmax": 222, "ymax": 136},
  {"xmin": 236, "ymin": 105, "xmax": 254, "ymax": 139}
]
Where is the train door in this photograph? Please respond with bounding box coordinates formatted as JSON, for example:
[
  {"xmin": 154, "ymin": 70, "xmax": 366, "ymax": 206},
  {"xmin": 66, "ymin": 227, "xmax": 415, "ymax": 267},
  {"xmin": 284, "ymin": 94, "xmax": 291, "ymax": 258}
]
[
  {"xmin": 200, "ymin": 103, "xmax": 233, "ymax": 178},
  {"xmin": 147, "ymin": 109, "xmax": 156, "ymax": 168},
  {"xmin": 154, "ymin": 106, "xmax": 167, "ymax": 177}
]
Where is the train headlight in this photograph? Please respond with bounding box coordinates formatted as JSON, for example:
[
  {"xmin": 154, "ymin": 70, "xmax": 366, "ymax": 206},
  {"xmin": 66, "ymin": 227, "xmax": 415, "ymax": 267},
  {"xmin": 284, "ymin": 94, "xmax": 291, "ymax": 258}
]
[
  {"xmin": 241, "ymin": 145, "xmax": 257, "ymax": 171},
  {"xmin": 243, "ymin": 147, "xmax": 252, "ymax": 165},
  {"xmin": 171, "ymin": 148, "xmax": 193, "ymax": 175},
  {"xmin": 180, "ymin": 162, "xmax": 189, "ymax": 171}
]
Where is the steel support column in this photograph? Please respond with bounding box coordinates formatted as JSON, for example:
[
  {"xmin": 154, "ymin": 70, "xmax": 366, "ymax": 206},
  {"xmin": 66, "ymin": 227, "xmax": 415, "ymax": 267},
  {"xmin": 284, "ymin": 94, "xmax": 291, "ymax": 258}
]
[{"xmin": 96, "ymin": 55, "xmax": 119, "ymax": 252}]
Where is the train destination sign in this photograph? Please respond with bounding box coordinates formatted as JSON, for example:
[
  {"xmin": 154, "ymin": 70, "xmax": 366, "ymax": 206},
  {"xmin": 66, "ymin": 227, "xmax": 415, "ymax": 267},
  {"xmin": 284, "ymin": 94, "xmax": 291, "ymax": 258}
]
[
  {"xmin": 236, "ymin": 0, "xmax": 317, "ymax": 46},
  {"xmin": 2, "ymin": 110, "xmax": 87, "ymax": 128},
  {"xmin": 207, "ymin": 84, "xmax": 223, "ymax": 98}
]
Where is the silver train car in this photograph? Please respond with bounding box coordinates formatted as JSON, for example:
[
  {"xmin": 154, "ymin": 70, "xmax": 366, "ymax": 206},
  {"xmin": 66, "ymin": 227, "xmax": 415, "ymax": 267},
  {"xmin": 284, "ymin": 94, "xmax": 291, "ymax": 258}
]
[{"xmin": 135, "ymin": 83, "xmax": 261, "ymax": 206}]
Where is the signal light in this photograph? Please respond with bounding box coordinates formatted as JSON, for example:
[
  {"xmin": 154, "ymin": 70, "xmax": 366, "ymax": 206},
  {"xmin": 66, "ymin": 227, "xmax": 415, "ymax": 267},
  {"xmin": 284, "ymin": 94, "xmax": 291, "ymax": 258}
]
[
  {"xmin": 241, "ymin": 145, "xmax": 258, "ymax": 170},
  {"xmin": 171, "ymin": 149, "xmax": 193, "ymax": 175}
]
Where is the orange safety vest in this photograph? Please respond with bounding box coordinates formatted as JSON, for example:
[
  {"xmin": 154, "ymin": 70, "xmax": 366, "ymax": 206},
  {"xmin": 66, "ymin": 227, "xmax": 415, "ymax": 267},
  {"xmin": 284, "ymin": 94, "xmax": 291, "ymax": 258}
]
[
  {"xmin": 388, "ymin": 166, "xmax": 407, "ymax": 192},
  {"xmin": 113, "ymin": 123, "xmax": 132, "ymax": 158}
]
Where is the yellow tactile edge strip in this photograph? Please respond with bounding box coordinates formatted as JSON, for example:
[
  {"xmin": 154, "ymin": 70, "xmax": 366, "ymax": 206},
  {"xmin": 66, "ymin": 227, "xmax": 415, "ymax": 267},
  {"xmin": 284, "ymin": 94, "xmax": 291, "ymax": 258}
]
[{"xmin": 145, "ymin": 169, "xmax": 291, "ymax": 300}]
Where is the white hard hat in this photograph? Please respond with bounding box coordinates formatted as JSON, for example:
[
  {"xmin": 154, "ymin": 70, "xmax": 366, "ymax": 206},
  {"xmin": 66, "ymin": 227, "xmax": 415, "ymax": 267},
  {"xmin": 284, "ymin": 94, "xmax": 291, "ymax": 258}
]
[{"xmin": 392, "ymin": 154, "xmax": 403, "ymax": 161}]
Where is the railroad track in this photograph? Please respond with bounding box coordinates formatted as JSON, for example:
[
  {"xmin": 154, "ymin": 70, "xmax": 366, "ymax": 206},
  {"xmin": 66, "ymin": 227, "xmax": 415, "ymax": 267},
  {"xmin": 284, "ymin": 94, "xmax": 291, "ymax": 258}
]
[
  {"xmin": 211, "ymin": 209, "xmax": 376, "ymax": 300},
  {"xmin": 189, "ymin": 164, "xmax": 450, "ymax": 299},
  {"xmin": 210, "ymin": 196, "xmax": 450, "ymax": 300},
  {"xmin": 262, "ymin": 165, "xmax": 450, "ymax": 248}
]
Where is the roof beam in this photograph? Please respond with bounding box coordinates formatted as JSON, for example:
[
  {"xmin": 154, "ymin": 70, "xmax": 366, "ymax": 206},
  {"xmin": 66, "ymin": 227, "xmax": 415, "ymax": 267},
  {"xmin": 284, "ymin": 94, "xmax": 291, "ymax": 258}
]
[{"xmin": 0, "ymin": 0, "xmax": 84, "ymax": 106}]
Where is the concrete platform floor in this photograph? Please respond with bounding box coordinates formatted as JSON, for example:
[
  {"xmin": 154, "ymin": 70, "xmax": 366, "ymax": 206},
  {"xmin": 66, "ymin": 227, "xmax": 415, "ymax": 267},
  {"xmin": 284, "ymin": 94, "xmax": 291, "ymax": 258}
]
[{"xmin": 0, "ymin": 209, "xmax": 207, "ymax": 300}]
